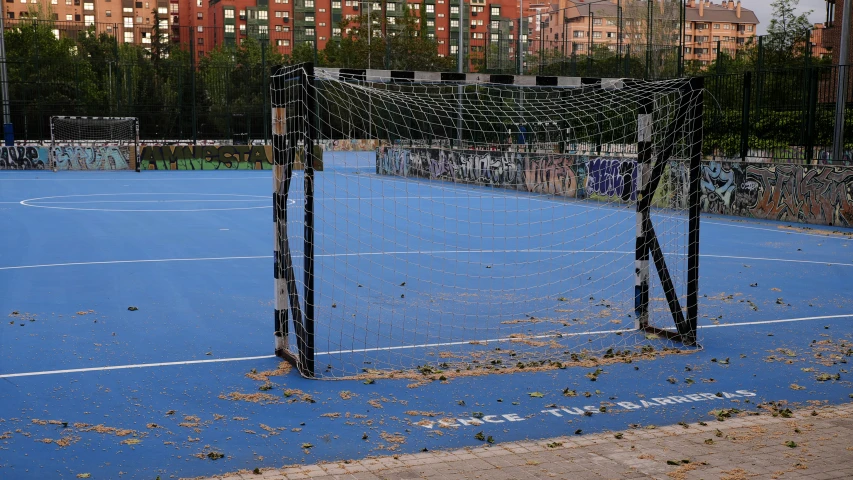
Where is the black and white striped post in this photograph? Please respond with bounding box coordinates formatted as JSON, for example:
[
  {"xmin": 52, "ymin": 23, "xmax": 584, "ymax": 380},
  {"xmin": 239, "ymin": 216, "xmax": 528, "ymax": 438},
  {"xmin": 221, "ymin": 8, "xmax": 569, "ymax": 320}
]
[
  {"xmin": 634, "ymin": 90, "xmax": 653, "ymax": 329},
  {"xmin": 271, "ymin": 63, "xmax": 314, "ymax": 378}
]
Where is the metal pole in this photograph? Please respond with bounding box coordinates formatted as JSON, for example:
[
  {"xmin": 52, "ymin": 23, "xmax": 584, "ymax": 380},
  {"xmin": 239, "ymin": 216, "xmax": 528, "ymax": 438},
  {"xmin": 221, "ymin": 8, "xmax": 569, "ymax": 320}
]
[
  {"xmin": 458, "ymin": 0, "xmax": 464, "ymax": 72},
  {"xmin": 457, "ymin": 0, "xmax": 463, "ymax": 145},
  {"xmin": 832, "ymin": 0, "xmax": 852, "ymax": 164},
  {"xmin": 0, "ymin": 15, "xmax": 13, "ymax": 145},
  {"xmin": 518, "ymin": 0, "xmax": 523, "ymax": 74}
]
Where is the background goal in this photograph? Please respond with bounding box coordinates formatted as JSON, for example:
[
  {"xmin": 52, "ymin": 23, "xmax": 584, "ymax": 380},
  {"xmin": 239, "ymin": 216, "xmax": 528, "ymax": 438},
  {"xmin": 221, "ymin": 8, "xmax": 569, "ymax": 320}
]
[
  {"xmin": 50, "ymin": 116, "xmax": 139, "ymax": 171},
  {"xmin": 271, "ymin": 64, "xmax": 704, "ymax": 379}
]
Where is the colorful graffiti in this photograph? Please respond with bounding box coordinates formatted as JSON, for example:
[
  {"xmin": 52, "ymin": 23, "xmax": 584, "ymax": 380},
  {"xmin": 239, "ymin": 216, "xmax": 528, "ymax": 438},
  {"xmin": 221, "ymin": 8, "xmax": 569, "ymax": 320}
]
[
  {"xmin": 138, "ymin": 145, "xmax": 273, "ymax": 170},
  {"xmin": 378, "ymin": 147, "xmax": 641, "ymax": 202},
  {"xmin": 0, "ymin": 146, "xmax": 48, "ymax": 169},
  {"xmin": 700, "ymin": 162, "xmax": 853, "ymax": 227},
  {"xmin": 52, "ymin": 146, "xmax": 132, "ymax": 170},
  {"xmin": 318, "ymin": 139, "xmax": 386, "ymax": 152}
]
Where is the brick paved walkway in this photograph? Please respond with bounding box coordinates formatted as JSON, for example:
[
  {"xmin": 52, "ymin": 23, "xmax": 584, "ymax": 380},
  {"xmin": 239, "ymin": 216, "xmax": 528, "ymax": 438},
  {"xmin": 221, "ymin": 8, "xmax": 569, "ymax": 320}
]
[{"xmin": 191, "ymin": 403, "xmax": 853, "ymax": 480}]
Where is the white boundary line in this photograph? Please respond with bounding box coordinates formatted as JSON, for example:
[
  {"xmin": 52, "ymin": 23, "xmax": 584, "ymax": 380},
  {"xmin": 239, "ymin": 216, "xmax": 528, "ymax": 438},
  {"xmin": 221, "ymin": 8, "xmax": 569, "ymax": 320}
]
[
  {"xmin": 19, "ymin": 193, "xmax": 276, "ymax": 212},
  {"xmin": 0, "ymin": 355, "xmax": 277, "ymax": 379},
  {"xmin": 0, "ymin": 255, "xmax": 272, "ymax": 271},
  {"xmin": 2, "ymin": 250, "xmax": 851, "ymax": 271},
  {"xmin": 2, "ymin": 314, "xmax": 851, "ymax": 379}
]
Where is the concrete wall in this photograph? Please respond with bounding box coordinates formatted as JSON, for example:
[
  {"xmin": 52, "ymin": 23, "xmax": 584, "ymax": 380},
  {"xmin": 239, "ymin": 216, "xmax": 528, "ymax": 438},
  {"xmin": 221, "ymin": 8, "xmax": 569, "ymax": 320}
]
[{"xmin": 378, "ymin": 146, "xmax": 853, "ymax": 228}]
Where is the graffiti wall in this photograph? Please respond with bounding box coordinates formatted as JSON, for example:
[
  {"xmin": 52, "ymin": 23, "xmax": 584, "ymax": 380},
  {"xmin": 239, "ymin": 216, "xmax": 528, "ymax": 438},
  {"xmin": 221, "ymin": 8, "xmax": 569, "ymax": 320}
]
[
  {"xmin": 377, "ymin": 146, "xmax": 642, "ymax": 202},
  {"xmin": 52, "ymin": 146, "xmax": 132, "ymax": 170},
  {"xmin": 701, "ymin": 161, "xmax": 853, "ymax": 227},
  {"xmin": 0, "ymin": 145, "xmax": 132, "ymax": 170},
  {"xmin": 138, "ymin": 145, "xmax": 273, "ymax": 170},
  {"xmin": 0, "ymin": 146, "xmax": 48, "ymax": 169},
  {"xmin": 318, "ymin": 139, "xmax": 387, "ymax": 152}
]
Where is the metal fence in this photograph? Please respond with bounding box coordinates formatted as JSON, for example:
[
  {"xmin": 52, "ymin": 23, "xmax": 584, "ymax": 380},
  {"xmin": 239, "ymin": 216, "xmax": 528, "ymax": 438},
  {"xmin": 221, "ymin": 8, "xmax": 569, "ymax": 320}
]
[{"xmin": 4, "ymin": 18, "xmax": 853, "ymax": 163}]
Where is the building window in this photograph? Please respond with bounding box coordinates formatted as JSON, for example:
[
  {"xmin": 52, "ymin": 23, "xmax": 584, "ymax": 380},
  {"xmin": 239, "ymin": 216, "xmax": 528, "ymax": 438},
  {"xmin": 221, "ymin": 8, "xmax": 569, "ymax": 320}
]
[
  {"xmin": 386, "ymin": 2, "xmax": 395, "ymax": 11},
  {"xmin": 607, "ymin": 19, "xmax": 615, "ymax": 25},
  {"xmin": 239, "ymin": 24, "xmax": 246, "ymax": 33},
  {"xmin": 490, "ymin": 20, "xmax": 498, "ymax": 29},
  {"xmin": 490, "ymin": 33, "xmax": 498, "ymax": 41},
  {"xmin": 426, "ymin": 4, "xmax": 434, "ymax": 13},
  {"xmin": 306, "ymin": 27, "xmax": 315, "ymax": 36},
  {"xmin": 305, "ymin": 15, "xmax": 314, "ymax": 22},
  {"xmin": 124, "ymin": 17, "xmax": 133, "ymax": 27},
  {"xmin": 66, "ymin": 13, "xmax": 72, "ymax": 20},
  {"xmin": 225, "ymin": 24, "xmax": 235, "ymax": 33},
  {"xmin": 83, "ymin": 1, "xmax": 92, "ymax": 9},
  {"xmin": 333, "ymin": 27, "xmax": 341, "ymax": 36},
  {"xmin": 260, "ymin": 25, "xmax": 268, "ymax": 34},
  {"xmin": 84, "ymin": 14, "xmax": 94, "ymax": 25},
  {"xmin": 224, "ymin": 9, "xmax": 234, "ymax": 19},
  {"xmin": 450, "ymin": 5, "xmax": 458, "ymax": 14},
  {"xmin": 714, "ymin": 23, "xmax": 720, "ymax": 29},
  {"xmin": 724, "ymin": 23, "xmax": 731, "ymax": 30},
  {"xmin": 124, "ymin": 31, "xmax": 133, "ymax": 42},
  {"xmin": 450, "ymin": 19, "xmax": 458, "ymax": 28},
  {"xmin": 197, "ymin": 25, "xmax": 202, "ymax": 32},
  {"xmin": 305, "ymin": 0, "xmax": 314, "ymax": 7},
  {"xmin": 156, "ymin": 6, "xmax": 166, "ymax": 14},
  {"xmin": 283, "ymin": 11, "xmax": 289, "ymax": 17},
  {"xmin": 472, "ymin": 32, "xmax": 483, "ymax": 39},
  {"xmin": 258, "ymin": 10, "xmax": 267, "ymax": 20},
  {"xmin": 573, "ymin": 30, "xmax": 583, "ymax": 38},
  {"xmin": 593, "ymin": 18, "xmax": 602, "ymax": 25},
  {"xmin": 123, "ymin": 6, "xmax": 131, "ymax": 12},
  {"xmin": 198, "ymin": 37, "xmax": 203, "ymax": 44},
  {"xmin": 105, "ymin": 10, "xmax": 111, "ymax": 17},
  {"xmin": 592, "ymin": 31, "xmax": 601, "ymax": 38},
  {"xmin": 170, "ymin": 3, "xmax": 177, "ymax": 12},
  {"xmin": 490, "ymin": 6, "xmax": 499, "ymax": 16},
  {"xmin": 332, "ymin": 0, "xmax": 340, "ymax": 7},
  {"xmin": 747, "ymin": 25, "xmax": 753, "ymax": 32}
]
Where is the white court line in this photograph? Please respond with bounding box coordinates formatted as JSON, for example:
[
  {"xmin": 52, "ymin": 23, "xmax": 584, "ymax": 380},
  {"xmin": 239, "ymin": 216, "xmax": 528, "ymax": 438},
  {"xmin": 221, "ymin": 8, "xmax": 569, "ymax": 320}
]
[
  {"xmin": 2, "ymin": 314, "xmax": 852, "ymax": 379},
  {"xmin": 0, "ymin": 255, "xmax": 271, "ymax": 271},
  {"xmin": 0, "ymin": 176, "xmax": 272, "ymax": 181},
  {"xmin": 698, "ymin": 314, "xmax": 853, "ymax": 329},
  {"xmin": 32, "ymin": 199, "xmax": 268, "ymax": 204},
  {"xmin": 0, "ymin": 355, "xmax": 277, "ymax": 379},
  {"xmin": 2, "ymin": 250, "xmax": 852, "ymax": 272}
]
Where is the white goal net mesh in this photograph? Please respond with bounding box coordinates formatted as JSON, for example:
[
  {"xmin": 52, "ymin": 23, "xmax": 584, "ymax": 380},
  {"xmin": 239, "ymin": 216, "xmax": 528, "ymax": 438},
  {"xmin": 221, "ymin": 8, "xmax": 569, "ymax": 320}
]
[{"xmin": 272, "ymin": 66, "xmax": 702, "ymax": 379}]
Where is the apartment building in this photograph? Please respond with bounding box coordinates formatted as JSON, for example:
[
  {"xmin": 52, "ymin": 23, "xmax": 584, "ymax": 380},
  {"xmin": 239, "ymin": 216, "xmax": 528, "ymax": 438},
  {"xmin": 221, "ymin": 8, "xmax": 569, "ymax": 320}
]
[
  {"xmin": 537, "ymin": 0, "xmax": 758, "ymax": 66},
  {"xmin": 2, "ymin": 0, "xmax": 181, "ymax": 46},
  {"xmin": 821, "ymin": 0, "xmax": 853, "ymax": 64},
  {"xmin": 1, "ymin": 0, "xmax": 539, "ymax": 61}
]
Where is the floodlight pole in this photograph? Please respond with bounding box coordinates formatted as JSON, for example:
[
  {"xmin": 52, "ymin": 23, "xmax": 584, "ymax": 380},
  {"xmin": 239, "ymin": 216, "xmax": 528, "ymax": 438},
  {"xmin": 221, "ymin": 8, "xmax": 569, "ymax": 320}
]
[
  {"xmin": 0, "ymin": 15, "xmax": 13, "ymax": 146},
  {"xmin": 833, "ymin": 0, "xmax": 852, "ymax": 164}
]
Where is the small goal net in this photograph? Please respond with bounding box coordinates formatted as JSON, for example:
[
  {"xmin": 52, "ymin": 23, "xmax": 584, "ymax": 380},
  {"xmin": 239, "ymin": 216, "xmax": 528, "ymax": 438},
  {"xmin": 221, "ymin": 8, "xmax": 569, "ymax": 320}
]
[
  {"xmin": 50, "ymin": 116, "xmax": 139, "ymax": 171},
  {"xmin": 271, "ymin": 64, "xmax": 704, "ymax": 379}
]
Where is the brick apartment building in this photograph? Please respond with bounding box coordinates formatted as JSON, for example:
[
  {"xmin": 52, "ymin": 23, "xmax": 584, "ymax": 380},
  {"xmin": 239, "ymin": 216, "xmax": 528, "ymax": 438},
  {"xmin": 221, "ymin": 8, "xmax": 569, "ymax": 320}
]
[
  {"xmin": 821, "ymin": 0, "xmax": 853, "ymax": 64},
  {"xmin": 532, "ymin": 0, "xmax": 758, "ymax": 67},
  {"xmin": 2, "ymin": 0, "xmax": 759, "ymax": 67}
]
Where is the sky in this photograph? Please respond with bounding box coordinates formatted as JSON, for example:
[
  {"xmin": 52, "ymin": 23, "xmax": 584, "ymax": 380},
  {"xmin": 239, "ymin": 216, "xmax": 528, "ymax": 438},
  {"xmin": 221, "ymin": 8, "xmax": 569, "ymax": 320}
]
[{"xmin": 746, "ymin": 0, "xmax": 828, "ymax": 35}]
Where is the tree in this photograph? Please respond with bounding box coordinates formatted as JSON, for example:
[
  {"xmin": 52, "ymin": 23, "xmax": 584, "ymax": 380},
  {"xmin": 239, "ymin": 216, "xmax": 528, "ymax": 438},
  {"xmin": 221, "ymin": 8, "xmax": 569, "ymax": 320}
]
[{"xmin": 766, "ymin": 0, "xmax": 813, "ymax": 64}]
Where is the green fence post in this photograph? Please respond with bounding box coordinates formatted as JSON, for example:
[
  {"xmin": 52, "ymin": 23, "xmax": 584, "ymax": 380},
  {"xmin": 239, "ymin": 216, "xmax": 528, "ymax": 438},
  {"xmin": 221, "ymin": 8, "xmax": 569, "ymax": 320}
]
[
  {"xmin": 740, "ymin": 71, "xmax": 751, "ymax": 162},
  {"xmin": 805, "ymin": 68, "xmax": 818, "ymax": 164},
  {"xmin": 262, "ymin": 38, "xmax": 269, "ymax": 144},
  {"xmin": 191, "ymin": 27, "xmax": 197, "ymax": 146}
]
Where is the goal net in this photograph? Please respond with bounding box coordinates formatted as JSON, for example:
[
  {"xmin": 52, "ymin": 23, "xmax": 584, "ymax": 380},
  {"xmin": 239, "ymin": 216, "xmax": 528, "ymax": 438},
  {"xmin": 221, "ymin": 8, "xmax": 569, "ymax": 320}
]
[
  {"xmin": 271, "ymin": 64, "xmax": 704, "ymax": 379},
  {"xmin": 50, "ymin": 116, "xmax": 139, "ymax": 171}
]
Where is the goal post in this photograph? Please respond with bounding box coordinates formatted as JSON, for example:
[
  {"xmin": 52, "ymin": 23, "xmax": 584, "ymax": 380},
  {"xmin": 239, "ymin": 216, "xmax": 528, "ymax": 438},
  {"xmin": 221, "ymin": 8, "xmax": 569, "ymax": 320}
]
[
  {"xmin": 49, "ymin": 116, "xmax": 140, "ymax": 171},
  {"xmin": 272, "ymin": 63, "xmax": 704, "ymax": 379}
]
